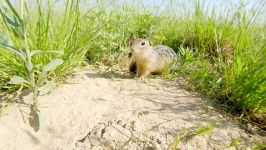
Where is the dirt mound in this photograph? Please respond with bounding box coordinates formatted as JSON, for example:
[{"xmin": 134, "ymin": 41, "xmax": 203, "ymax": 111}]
[{"xmin": 0, "ymin": 69, "xmax": 265, "ymax": 150}]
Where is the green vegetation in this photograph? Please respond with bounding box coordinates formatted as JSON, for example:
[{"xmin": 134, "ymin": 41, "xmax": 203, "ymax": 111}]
[
  {"xmin": 0, "ymin": 0, "xmax": 265, "ymax": 128},
  {"xmin": 169, "ymin": 123, "xmax": 213, "ymax": 149}
]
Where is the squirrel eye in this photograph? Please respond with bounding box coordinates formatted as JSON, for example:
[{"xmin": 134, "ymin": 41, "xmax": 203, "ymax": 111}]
[{"xmin": 141, "ymin": 42, "xmax": 145, "ymax": 46}]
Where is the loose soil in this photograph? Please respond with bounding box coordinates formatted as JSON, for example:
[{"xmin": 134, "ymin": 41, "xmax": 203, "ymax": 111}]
[{"xmin": 0, "ymin": 68, "xmax": 265, "ymax": 150}]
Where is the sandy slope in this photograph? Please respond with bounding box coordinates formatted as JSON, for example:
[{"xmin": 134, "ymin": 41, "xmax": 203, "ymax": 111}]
[{"xmin": 0, "ymin": 69, "xmax": 265, "ymax": 150}]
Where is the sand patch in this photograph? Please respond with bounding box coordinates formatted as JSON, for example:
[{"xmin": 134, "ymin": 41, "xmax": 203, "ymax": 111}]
[{"xmin": 0, "ymin": 69, "xmax": 265, "ymax": 150}]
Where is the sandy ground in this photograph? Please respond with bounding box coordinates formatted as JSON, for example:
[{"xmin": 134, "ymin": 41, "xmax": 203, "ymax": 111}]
[{"xmin": 0, "ymin": 69, "xmax": 265, "ymax": 150}]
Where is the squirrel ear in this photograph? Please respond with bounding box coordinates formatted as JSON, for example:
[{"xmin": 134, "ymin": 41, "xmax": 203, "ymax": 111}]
[
  {"xmin": 149, "ymin": 41, "xmax": 152, "ymax": 46},
  {"xmin": 128, "ymin": 38, "xmax": 133, "ymax": 46}
]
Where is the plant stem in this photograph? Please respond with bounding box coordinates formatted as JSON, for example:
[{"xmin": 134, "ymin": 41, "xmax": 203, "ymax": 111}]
[
  {"xmin": 21, "ymin": 0, "xmax": 38, "ymax": 108},
  {"xmin": 24, "ymin": 30, "xmax": 38, "ymax": 107}
]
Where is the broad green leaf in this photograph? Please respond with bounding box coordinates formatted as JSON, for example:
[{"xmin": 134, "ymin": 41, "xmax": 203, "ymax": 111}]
[
  {"xmin": 39, "ymin": 81, "xmax": 57, "ymax": 96},
  {"xmin": 40, "ymin": 59, "xmax": 63, "ymax": 77},
  {"xmin": 8, "ymin": 76, "xmax": 29, "ymax": 85},
  {"xmin": 30, "ymin": 50, "xmax": 64, "ymax": 57}
]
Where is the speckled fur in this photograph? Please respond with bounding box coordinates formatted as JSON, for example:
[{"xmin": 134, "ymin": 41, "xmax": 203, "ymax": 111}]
[{"xmin": 129, "ymin": 38, "xmax": 177, "ymax": 79}]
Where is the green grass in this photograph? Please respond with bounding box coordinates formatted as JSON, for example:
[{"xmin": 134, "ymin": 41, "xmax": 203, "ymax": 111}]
[
  {"xmin": 160, "ymin": 2, "xmax": 266, "ymax": 122},
  {"xmin": 0, "ymin": 0, "xmax": 266, "ymax": 128}
]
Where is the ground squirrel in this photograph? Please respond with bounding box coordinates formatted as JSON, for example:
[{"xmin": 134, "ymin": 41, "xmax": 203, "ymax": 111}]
[{"xmin": 129, "ymin": 38, "xmax": 177, "ymax": 79}]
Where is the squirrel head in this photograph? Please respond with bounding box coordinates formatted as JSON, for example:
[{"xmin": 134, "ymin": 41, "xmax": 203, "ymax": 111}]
[{"xmin": 129, "ymin": 38, "xmax": 152, "ymax": 56}]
